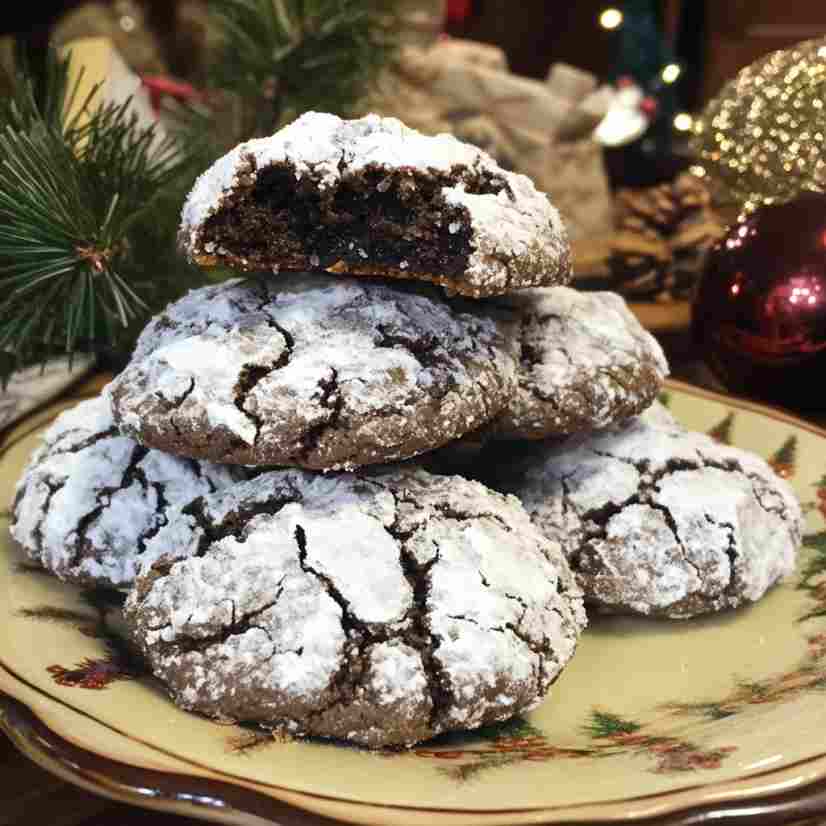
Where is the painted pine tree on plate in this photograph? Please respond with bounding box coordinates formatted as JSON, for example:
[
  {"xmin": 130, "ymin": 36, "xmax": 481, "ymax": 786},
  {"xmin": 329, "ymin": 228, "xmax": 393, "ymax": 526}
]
[
  {"xmin": 707, "ymin": 412, "xmax": 735, "ymax": 444},
  {"xmin": 769, "ymin": 436, "xmax": 798, "ymax": 478},
  {"xmin": 800, "ymin": 530, "xmax": 826, "ymax": 622}
]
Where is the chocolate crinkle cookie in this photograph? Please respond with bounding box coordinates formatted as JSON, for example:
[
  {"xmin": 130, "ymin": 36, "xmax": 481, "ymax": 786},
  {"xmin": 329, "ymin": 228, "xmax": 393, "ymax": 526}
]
[
  {"xmin": 178, "ymin": 112, "xmax": 572, "ymax": 298},
  {"xmin": 495, "ymin": 414, "xmax": 802, "ymax": 619},
  {"xmin": 107, "ymin": 275, "xmax": 517, "ymax": 470},
  {"xmin": 10, "ymin": 395, "xmax": 242, "ymax": 588},
  {"xmin": 490, "ymin": 287, "xmax": 669, "ymax": 439},
  {"xmin": 125, "ymin": 467, "xmax": 586, "ymax": 748}
]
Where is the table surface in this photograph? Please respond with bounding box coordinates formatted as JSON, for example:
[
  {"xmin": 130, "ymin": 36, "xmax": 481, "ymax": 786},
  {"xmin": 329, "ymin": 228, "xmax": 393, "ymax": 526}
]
[{"xmin": 1, "ymin": 339, "xmax": 825, "ymax": 826}]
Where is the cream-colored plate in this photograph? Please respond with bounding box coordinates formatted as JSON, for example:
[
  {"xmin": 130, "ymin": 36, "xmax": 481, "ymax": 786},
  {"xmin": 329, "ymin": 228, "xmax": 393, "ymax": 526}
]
[{"xmin": 2, "ymin": 380, "xmax": 826, "ymax": 826}]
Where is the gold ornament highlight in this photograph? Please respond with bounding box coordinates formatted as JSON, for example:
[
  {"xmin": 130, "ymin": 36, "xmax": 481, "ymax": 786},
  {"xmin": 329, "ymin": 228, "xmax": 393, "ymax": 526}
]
[{"xmin": 693, "ymin": 37, "xmax": 826, "ymax": 211}]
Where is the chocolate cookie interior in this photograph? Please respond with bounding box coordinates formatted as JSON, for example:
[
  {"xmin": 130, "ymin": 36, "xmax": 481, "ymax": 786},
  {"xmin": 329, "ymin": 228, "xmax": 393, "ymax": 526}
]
[{"xmin": 198, "ymin": 160, "xmax": 511, "ymax": 278}]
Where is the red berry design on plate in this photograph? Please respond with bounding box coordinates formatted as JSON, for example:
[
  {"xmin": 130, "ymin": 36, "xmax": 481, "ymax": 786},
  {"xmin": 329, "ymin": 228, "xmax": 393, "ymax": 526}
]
[{"xmin": 48, "ymin": 656, "xmax": 136, "ymax": 689}]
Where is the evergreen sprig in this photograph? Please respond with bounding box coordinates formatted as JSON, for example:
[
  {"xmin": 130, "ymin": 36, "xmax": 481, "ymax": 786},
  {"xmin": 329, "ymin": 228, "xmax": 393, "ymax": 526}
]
[
  {"xmin": 0, "ymin": 45, "xmax": 80, "ymax": 136},
  {"xmin": 0, "ymin": 3, "xmax": 400, "ymax": 377},
  {"xmin": 209, "ymin": 0, "xmax": 399, "ymax": 140},
  {"xmin": 0, "ymin": 47, "xmax": 197, "ymax": 377}
]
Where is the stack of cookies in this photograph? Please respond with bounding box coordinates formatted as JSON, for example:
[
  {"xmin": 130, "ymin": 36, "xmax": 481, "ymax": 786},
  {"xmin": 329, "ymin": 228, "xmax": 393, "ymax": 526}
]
[{"xmin": 10, "ymin": 113, "xmax": 803, "ymax": 749}]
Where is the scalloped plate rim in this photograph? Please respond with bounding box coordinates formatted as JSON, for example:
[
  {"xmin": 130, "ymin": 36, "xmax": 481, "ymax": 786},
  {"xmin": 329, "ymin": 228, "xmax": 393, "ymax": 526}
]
[{"xmin": 5, "ymin": 677, "xmax": 826, "ymax": 826}]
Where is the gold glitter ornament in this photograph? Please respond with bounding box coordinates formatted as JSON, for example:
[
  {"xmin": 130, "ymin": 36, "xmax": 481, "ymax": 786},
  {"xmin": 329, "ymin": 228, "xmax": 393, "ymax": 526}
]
[{"xmin": 692, "ymin": 37, "xmax": 826, "ymax": 210}]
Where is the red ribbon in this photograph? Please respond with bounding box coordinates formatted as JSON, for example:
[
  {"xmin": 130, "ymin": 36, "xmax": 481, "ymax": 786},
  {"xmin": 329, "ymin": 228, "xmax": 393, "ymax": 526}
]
[{"xmin": 140, "ymin": 75, "xmax": 204, "ymax": 114}]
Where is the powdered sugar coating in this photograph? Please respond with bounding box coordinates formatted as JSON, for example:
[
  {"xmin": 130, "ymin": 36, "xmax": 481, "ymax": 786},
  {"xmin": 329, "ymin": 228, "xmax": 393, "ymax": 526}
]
[
  {"xmin": 638, "ymin": 399, "xmax": 678, "ymax": 429},
  {"xmin": 492, "ymin": 287, "xmax": 669, "ymax": 438},
  {"xmin": 107, "ymin": 275, "xmax": 517, "ymax": 469},
  {"xmin": 125, "ymin": 467, "xmax": 586, "ymax": 747},
  {"xmin": 496, "ymin": 415, "xmax": 802, "ymax": 618},
  {"xmin": 9, "ymin": 395, "xmax": 241, "ymax": 588},
  {"xmin": 179, "ymin": 112, "xmax": 571, "ymax": 297}
]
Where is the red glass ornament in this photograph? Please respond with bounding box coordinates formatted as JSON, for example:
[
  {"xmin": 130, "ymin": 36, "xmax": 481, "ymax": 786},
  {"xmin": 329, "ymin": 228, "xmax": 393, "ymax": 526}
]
[
  {"xmin": 446, "ymin": 0, "xmax": 473, "ymax": 24},
  {"xmin": 692, "ymin": 192, "xmax": 826, "ymax": 410}
]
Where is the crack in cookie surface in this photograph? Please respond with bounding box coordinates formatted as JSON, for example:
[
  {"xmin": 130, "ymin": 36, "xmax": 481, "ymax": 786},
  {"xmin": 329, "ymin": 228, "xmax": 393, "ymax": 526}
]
[
  {"xmin": 489, "ymin": 287, "xmax": 669, "ymax": 439},
  {"xmin": 496, "ymin": 414, "xmax": 803, "ymax": 619},
  {"xmin": 108, "ymin": 275, "xmax": 517, "ymax": 470},
  {"xmin": 125, "ymin": 467, "xmax": 585, "ymax": 748},
  {"xmin": 10, "ymin": 396, "xmax": 242, "ymax": 588}
]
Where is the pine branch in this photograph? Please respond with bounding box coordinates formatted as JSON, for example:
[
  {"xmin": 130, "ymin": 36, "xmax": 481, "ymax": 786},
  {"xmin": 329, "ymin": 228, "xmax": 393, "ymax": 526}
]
[
  {"xmin": 0, "ymin": 44, "xmax": 83, "ymax": 136},
  {"xmin": 208, "ymin": 0, "xmax": 400, "ymax": 141},
  {"xmin": 0, "ymin": 6, "xmax": 402, "ymax": 377},
  {"xmin": 0, "ymin": 47, "xmax": 198, "ymax": 377}
]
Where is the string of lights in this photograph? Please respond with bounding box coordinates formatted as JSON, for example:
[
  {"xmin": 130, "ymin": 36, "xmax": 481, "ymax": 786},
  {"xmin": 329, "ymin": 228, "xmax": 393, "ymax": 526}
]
[{"xmin": 598, "ymin": 2, "xmax": 695, "ymax": 138}]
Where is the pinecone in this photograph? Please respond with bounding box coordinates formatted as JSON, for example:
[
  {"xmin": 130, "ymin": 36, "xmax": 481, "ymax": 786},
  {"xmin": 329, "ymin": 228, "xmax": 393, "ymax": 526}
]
[{"xmin": 610, "ymin": 172, "xmax": 725, "ymax": 300}]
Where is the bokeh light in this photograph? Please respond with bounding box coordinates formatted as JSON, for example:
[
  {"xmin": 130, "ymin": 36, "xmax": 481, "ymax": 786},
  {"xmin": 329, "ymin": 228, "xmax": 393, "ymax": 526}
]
[{"xmin": 599, "ymin": 8, "xmax": 623, "ymax": 30}]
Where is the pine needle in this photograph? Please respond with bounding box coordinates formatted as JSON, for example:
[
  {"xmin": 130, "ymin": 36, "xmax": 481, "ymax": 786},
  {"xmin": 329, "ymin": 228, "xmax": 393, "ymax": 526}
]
[
  {"xmin": 207, "ymin": 0, "xmax": 400, "ymax": 141},
  {"xmin": 0, "ymin": 4, "xmax": 401, "ymax": 378},
  {"xmin": 0, "ymin": 46, "xmax": 197, "ymax": 378}
]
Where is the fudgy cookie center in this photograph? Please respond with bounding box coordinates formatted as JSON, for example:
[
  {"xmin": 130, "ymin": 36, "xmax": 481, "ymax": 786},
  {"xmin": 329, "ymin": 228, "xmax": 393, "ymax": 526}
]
[{"xmin": 200, "ymin": 161, "xmax": 509, "ymax": 276}]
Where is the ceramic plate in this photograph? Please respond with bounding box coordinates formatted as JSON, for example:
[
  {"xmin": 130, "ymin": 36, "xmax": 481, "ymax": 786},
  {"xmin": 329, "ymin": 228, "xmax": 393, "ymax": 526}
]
[{"xmin": 2, "ymin": 379, "xmax": 826, "ymax": 826}]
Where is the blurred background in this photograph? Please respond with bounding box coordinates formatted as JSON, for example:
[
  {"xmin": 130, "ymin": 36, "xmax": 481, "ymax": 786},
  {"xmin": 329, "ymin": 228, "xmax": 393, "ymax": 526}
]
[
  {"xmin": 7, "ymin": 0, "xmax": 824, "ymax": 102},
  {"xmin": 1, "ymin": 0, "xmax": 826, "ymax": 424},
  {"xmin": 4, "ymin": 1, "xmax": 824, "ymax": 184}
]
